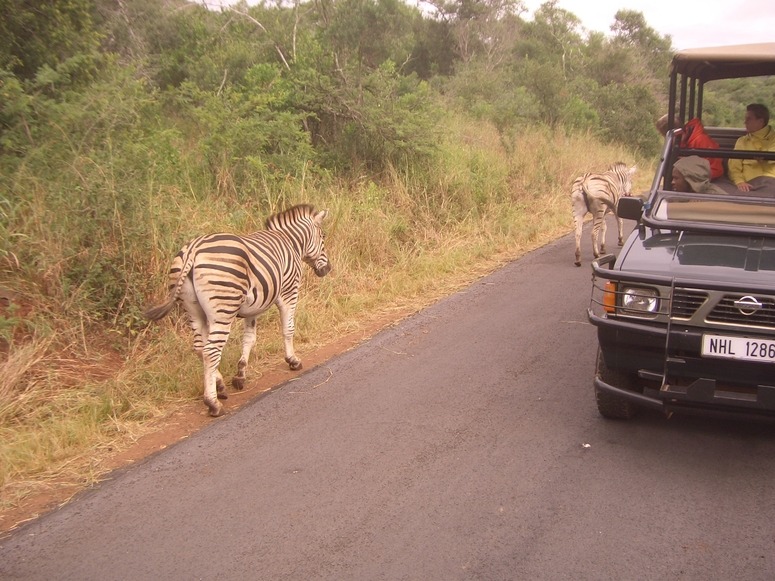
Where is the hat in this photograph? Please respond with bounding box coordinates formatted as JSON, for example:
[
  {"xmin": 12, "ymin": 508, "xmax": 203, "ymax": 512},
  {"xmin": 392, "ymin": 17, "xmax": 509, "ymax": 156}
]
[{"xmin": 674, "ymin": 156, "xmax": 726, "ymax": 195}]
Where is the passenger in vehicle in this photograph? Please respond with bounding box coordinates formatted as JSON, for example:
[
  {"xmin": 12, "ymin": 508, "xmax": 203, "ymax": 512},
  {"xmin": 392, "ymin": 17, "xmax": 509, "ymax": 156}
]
[
  {"xmin": 655, "ymin": 114, "xmax": 680, "ymax": 137},
  {"xmin": 656, "ymin": 115, "xmax": 724, "ymax": 179},
  {"xmin": 728, "ymin": 103, "xmax": 775, "ymax": 193},
  {"xmin": 671, "ymin": 156, "xmax": 727, "ymax": 194}
]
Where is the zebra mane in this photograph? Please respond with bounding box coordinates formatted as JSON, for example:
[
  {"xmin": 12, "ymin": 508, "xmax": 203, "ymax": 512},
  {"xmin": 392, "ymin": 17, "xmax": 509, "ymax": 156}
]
[{"xmin": 265, "ymin": 204, "xmax": 316, "ymax": 230}]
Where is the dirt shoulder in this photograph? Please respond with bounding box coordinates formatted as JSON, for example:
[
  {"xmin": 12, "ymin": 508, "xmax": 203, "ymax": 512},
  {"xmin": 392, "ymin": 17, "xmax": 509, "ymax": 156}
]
[{"xmin": 0, "ymin": 311, "xmax": 411, "ymax": 537}]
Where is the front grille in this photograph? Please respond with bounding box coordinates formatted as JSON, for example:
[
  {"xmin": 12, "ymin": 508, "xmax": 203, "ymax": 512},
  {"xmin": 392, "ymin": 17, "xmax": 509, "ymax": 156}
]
[
  {"xmin": 707, "ymin": 295, "xmax": 775, "ymax": 328},
  {"xmin": 671, "ymin": 289, "xmax": 708, "ymax": 319}
]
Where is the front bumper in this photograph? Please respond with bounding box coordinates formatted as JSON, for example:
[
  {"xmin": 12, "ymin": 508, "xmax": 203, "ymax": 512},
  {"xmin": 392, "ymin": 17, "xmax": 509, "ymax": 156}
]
[
  {"xmin": 594, "ymin": 375, "xmax": 775, "ymax": 419},
  {"xmin": 590, "ymin": 309, "xmax": 775, "ymax": 417}
]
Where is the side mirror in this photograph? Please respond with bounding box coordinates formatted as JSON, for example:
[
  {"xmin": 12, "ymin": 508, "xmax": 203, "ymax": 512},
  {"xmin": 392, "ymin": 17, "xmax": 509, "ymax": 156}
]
[{"xmin": 617, "ymin": 196, "xmax": 644, "ymax": 221}]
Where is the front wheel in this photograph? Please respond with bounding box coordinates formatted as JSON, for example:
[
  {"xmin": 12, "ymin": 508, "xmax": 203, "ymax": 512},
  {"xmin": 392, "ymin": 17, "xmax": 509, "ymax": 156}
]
[{"xmin": 594, "ymin": 350, "xmax": 639, "ymax": 420}]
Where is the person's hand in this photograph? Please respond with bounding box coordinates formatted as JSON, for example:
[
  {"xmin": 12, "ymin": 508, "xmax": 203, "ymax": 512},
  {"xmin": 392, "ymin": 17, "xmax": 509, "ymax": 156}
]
[{"xmin": 737, "ymin": 182, "xmax": 753, "ymax": 192}]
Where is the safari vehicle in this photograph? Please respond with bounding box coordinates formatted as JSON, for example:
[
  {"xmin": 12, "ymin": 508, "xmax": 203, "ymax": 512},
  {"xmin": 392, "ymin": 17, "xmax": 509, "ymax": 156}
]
[{"xmin": 587, "ymin": 43, "xmax": 775, "ymax": 420}]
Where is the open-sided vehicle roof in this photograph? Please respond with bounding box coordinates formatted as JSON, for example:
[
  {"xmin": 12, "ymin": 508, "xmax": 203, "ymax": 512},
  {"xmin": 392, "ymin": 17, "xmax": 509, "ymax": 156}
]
[
  {"xmin": 666, "ymin": 42, "xmax": 775, "ymax": 149},
  {"xmin": 671, "ymin": 42, "xmax": 775, "ymax": 82},
  {"xmin": 656, "ymin": 42, "xmax": 775, "ymax": 213}
]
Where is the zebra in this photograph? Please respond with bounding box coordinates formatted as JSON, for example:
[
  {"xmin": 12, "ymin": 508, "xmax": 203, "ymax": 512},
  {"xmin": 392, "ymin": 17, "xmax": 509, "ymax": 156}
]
[
  {"xmin": 144, "ymin": 204, "xmax": 331, "ymax": 417},
  {"xmin": 571, "ymin": 162, "xmax": 636, "ymax": 266}
]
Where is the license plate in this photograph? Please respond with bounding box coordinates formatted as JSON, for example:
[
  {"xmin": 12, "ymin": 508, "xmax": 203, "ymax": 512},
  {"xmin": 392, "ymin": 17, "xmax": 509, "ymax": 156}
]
[{"xmin": 702, "ymin": 334, "xmax": 775, "ymax": 363}]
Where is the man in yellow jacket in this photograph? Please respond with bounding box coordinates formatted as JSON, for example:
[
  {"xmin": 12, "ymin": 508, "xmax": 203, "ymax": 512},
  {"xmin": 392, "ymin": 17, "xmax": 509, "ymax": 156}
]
[{"xmin": 728, "ymin": 103, "xmax": 775, "ymax": 193}]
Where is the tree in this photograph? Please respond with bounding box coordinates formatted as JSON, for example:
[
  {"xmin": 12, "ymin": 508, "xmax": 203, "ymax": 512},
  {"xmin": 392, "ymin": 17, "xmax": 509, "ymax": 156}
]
[
  {"xmin": 323, "ymin": 0, "xmax": 418, "ymax": 82},
  {"xmin": 423, "ymin": 0, "xmax": 526, "ymax": 65},
  {"xmin": 610, "ymin": 10, "xmax": 672, "ymax": 83},
  {"xmin": 593, "ymin": 81, "xmax": 661, "ymax": 154},
  {"xmin": 0, "ymin": 0, "xmax": 102, "ymax": 80},
  {"xmin": 516, "ymin": 1, "xmax": 583, "ymax": 78}
]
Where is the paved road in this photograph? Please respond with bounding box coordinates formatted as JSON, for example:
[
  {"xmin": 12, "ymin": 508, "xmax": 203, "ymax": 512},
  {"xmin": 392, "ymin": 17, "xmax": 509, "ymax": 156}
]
[{"xmin": 3, "ymin": 222, "xmax": 775, "ymax": 580}]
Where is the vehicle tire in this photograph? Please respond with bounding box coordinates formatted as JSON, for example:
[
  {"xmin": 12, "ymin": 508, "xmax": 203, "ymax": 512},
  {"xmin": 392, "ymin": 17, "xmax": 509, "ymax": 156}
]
[{"xmin": 594, "ymin": 350, "xmax": 638, "ymax": 420}]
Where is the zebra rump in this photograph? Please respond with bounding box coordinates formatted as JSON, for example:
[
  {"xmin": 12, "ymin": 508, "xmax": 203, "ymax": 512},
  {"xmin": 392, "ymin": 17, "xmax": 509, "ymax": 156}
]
[{"xmin": 144, "ymin": 204, "xmax": 331, "ymax": 417}]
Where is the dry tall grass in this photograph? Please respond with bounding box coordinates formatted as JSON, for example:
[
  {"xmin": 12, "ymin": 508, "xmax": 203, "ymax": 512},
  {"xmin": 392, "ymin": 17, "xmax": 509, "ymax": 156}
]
[{"xmin": 0, "ymin": 117, "xmax": 654, "ymax": 516}]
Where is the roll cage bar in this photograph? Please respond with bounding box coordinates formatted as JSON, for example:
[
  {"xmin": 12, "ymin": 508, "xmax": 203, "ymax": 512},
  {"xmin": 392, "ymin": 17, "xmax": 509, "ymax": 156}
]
[
  {"xmin": 664, "ymin": 43, "xmax": 775, "ymax": 134},
  {"xmin": 656, "ymin": 43, "xmax": 775, "ymax": 192}
]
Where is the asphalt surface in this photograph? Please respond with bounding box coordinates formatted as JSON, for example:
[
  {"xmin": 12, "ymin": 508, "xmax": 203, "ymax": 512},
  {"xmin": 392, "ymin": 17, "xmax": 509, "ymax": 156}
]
[{"xmin": 2, "ymin": 222, "xmax": 775, "ymax": 580}]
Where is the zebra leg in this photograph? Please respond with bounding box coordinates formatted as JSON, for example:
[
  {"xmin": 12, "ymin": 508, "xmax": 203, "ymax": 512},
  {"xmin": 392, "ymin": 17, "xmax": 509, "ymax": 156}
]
[
  {"xmin": 599, "ymin": 210, "xmax": 609, "ymax": 255},
  {"xmin": 617, "ymin": 216, "xmax": 624, "ymax": 246},
  {"xmin": 184, "ymin": 283, "xmax": 208, "ymax": 356},
  {"xmin": 183, "ymin": 295, "xmax": 226, "ymax": 401},
  {"xmin": 591, "ymin": 208, "xmax": 607, "ymax": 258},
  {"xmin": 216, "ymin": 370, "xmax": 227, "ymax": 400},
  {"xmin": 232, "ymin": 317, "xmax": 257, "ymax": 390},
  {"xmin": 573, "ymin": 213, "xmax": 584, "ymax": 267},
  {"xmin": 571, "ymin": 190, "xmax": 587, "ymax": 267},
  {"xmin": 277, "ymin": 300, "xmax": 302, "ymax": 371},
  {"xmin": 201, "ymin": 321, "xmax": 233, "ymax": 417},
  {"xmin": 186, "ymin": 312, "xmax": 226, "ymax": 398}
]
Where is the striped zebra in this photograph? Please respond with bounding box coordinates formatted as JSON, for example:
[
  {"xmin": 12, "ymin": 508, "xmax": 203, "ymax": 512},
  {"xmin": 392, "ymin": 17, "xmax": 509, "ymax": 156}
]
[
  {"xmin": 144, "ymin": 204, "xmax": 331, "ymax": 417},
  {"xmin": 571, "ymin": 162, "xmax": 636, "ymax": 266}
]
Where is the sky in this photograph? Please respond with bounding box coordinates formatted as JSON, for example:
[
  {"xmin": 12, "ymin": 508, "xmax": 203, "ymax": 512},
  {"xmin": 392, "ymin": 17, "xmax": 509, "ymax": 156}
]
[
  {"xmin": 208, "ymin": 0, "xmax": 774, "ymax": 52},
  {"xmin": 523, "ymin": 0, "xmax": 775, "ymax": 50}
]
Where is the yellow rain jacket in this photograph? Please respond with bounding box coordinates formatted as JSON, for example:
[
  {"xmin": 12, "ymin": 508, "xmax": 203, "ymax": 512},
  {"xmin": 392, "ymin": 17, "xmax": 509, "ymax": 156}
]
[{"xmin": 728, "ymin": 125, "xmax": 775, "ymax": 185}]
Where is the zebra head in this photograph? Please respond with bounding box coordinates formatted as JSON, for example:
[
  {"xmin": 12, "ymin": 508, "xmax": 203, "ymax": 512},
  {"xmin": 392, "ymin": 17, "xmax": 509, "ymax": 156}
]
[
  {"xmin": 266, "ymin": 204, "xmax": 331, "ymax": 277},
  {"xmin": 608, "ymin": 162, "xmax": 637, "ymax": 196},
  {"xmin": 306, "ymin": 208, "xmax": 331, "ymax": 277}
]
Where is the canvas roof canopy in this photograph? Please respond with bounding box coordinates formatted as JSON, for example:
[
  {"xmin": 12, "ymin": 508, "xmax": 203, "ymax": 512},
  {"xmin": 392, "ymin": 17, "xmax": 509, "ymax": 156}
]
[{"xmin": 671, "ymin": 43, "xmax": 775, "ymax": 82}]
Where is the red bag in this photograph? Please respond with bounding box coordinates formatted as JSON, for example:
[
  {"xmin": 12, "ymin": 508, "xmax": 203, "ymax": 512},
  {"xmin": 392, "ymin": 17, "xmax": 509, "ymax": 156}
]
[{"xmin": 681, "ymin": 118, "xmax": 725, "ymax": 180}]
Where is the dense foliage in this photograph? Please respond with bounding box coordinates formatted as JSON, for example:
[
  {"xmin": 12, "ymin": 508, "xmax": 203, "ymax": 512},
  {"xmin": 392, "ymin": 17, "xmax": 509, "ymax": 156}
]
[{"xmin": 0, "ymin": 0, "xmax": 681, "ymax": 337}]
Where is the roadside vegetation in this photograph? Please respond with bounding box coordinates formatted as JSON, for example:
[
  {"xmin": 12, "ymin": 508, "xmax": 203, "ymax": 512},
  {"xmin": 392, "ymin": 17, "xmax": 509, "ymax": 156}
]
[{"xmin": 0, "ymin": 0, "xmax": 758, "ymax": 517}]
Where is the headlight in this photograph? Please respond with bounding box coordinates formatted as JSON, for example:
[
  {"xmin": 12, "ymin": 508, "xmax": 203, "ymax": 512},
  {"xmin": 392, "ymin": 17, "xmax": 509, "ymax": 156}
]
[{"xmin": 621, "ymin": 286, "xmax": 660, "ymax": 314}]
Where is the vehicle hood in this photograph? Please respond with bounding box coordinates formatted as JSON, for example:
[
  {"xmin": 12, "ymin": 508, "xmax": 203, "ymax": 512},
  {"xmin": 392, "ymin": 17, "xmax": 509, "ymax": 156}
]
[{"xmin": 618, "ymin": 229, "xmax": 775, "ymax": 285}]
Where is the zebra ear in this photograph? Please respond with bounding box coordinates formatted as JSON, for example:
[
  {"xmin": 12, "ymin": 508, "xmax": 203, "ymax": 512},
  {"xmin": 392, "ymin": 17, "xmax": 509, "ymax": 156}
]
[{"xmin": 314, "ymin": 209, "xmax": 329, "ymax": 225}]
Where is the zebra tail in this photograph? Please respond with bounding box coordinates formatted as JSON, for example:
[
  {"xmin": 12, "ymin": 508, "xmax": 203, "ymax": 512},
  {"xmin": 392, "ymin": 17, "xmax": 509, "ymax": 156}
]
[
  {"xmin": 144, "ymin": 242, "xmax": 199, "ymax": 321},
  {"xmin": 143, "ymin": 299, "xmax": 176, "ymax": 321}
]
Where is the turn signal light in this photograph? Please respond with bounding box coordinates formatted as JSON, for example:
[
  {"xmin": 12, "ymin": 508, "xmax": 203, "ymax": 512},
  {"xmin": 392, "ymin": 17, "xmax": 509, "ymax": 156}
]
[{"xmin": 603, "ymin": 281, "xmax": 617, "ymax": 313}]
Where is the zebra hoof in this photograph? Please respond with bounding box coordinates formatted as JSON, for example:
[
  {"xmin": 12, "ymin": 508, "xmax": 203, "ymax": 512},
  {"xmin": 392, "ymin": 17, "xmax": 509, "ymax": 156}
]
[
  {"xmin": 232, "ymin": 376, "xmax": 245, "ymax": 391},
  {"xmin": 285, "ymin": 357, "xmax": 303, "ymax": 371},
  {"xmin": 207, "ymin": 401, "xmax": 224, "ymax": 417},
  {"xmin": 217, "ymin": 391, "xmax": 228, "ymax": 400},
  {"xmin": 574, "ymin": 261, "xmax": 581, "ymax": 267}
]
